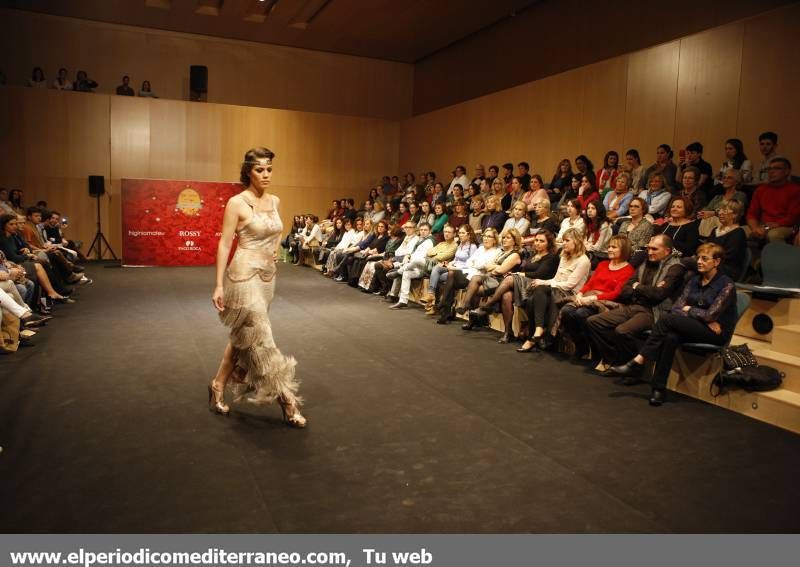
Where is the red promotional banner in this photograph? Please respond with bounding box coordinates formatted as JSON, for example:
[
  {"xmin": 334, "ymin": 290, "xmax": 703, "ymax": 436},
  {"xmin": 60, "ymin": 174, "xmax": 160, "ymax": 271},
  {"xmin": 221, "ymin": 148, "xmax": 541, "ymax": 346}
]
[{"xmin": 121, "ymin": 179, "xmax": 241, "ymax": 266}]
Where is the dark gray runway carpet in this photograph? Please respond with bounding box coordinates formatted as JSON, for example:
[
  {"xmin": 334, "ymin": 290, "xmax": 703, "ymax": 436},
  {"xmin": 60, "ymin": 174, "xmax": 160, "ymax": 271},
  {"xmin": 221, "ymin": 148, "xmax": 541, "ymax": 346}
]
[{"xmin": 1, "ymin": 263, "xmax": 799, "ymax": 533}]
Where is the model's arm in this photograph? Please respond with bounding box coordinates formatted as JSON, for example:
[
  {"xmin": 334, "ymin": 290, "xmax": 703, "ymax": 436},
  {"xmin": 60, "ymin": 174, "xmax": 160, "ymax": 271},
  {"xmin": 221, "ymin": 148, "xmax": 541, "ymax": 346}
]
[{"xmin": 212, "ymin": 197, "xmax": 243, "ymax": 311}]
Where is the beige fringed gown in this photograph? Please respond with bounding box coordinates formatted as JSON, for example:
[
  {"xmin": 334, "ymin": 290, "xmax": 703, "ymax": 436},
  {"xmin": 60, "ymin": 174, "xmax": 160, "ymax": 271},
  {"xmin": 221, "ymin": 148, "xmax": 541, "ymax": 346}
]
[{"xmin": 219, "ymin": 192, "xmax": 300, "ymax": 405}]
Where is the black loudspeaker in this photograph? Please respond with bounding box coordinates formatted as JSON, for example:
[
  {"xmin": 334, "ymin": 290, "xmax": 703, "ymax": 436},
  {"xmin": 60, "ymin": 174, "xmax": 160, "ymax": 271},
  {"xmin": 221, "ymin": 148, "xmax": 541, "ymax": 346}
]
[
  {"xmin": 88, "ymin": 175, "xmax": 105, "ymax": 197},
  {"xmin": 190, "ymin": 65, "xmax": 208, "ymax": 94}
]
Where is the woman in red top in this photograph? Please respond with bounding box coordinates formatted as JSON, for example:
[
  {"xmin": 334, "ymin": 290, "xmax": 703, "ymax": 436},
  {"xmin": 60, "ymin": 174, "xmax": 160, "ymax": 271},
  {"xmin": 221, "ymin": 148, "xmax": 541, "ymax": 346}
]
[
  {"xmin": 577, "ymin": 174, "xmax": 600, "ymax": 211},
  {"xmin": 558, "ymin": 234, "xmax": 634, "ymax": 360},
  {"xmin": 596, "ymin": 150, "xmax": 620, "ymax": 198},
  {"xmin": 395, "ymin": 201, "xmax": 410, "ymax": 228}
]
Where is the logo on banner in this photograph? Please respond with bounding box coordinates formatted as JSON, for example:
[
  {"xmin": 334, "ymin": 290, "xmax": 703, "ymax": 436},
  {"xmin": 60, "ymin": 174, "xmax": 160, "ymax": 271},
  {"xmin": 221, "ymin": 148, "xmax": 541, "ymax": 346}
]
[{"xmin": 176, "ymin": 187, "xmax": 203, "ymax": 216}]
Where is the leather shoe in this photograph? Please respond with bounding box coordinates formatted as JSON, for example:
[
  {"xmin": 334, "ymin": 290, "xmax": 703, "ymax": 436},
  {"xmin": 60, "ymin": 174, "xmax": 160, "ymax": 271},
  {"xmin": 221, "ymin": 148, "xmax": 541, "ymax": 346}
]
[
  {"xmin": 649, "ymin": 388, "xmax": 666, "ymax": 406},
  {"xmin": 389, "ymin": 302, "xmax": 408, "ymax": 310},
  {"xmin": 609, "ymin": 360, "xmax": 643, "ymax": 378},
  {"xmin": 469, "ymin": 307, "xmax": 489, "ymax": 318},
  {"xmin": 461, "ymin": 320, "xmax": 474, "ymax": 330}
]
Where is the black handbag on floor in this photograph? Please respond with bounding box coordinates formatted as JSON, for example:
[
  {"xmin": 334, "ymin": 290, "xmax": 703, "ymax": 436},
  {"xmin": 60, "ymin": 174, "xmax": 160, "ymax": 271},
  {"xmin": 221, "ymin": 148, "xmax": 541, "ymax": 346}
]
[{"xmin": 712, "ymin": 344, "xmax": 784, "ymax": 395}]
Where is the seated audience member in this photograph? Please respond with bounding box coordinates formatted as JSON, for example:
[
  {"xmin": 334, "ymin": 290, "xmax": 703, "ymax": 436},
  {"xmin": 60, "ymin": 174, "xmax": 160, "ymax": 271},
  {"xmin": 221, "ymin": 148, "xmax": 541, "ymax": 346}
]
[
  {"xmin": 386, "ymin": 223, "xmax": 437, "ymax": 308},
  {"xmin": 138, "ymin": 80, "xmax": 158, "ymax": 98},
  {"xmin": 27, "ymin": 67, "xmax": 46, "ymax": 88},
  {"xmin": 699, "ymin": 201, "xmax": 748, "ymax": 280},
  {"xmin": 471, "ymin": 164, "xmax": 486, "ymax": 187},
  {"xmin": 557, "ymin": 175, "xmax": 581, "ymax": 209},
  {"xmin": 678, "ymin": 142, "xmax": 713, "ymax": 194},
  {"xmin": 529, "ymin": 199, "xmax": 558, "ymax": 237},
  {"xmin": 488, "ymin": 176, "xmax": 506, "ymax": 204},
  {"xmin": 596, "ymin": 151, "xmax": 620, "ymax": 198},
  {"xmin": 502, "ymin": 200, "xmax": 531, "ymax": 235},
  {"xmin": 618, "ymin": 197, "xmax": 654, "ymax": 266},
  {"xmin": 586, "ymin": 234, "xmax": 685, "ymax": 370},
  {"xmin": 43, "ymin": 211, "xmax": 87, "ymax": 262},
  {"xmin": 282, "ymin": 215, "xmax": 305, "ymax": 255},
  {"xmin": 429, "ymin": 201, "xmax": 449, "ymax": 239},
  {"xmin": 556, "ymin": 199, "xmax": 586, "ymax": 245},
  {"xmin": 73, "ymin": 70, "xmax": 98, "ymax": 92},
  {"xmin": 623, "ymin": 149, "xmax": 646, "ymax": 192},
  {"xmin": 358, "ymin": 226, "xmax": 403, "ymax": 291},
  {"xmin": 746, "ymin": 157, "xmax": 800, "ymax": 244},
  {"xmin": 446, "ymin": 184, "xmax": 465, "ymax": 210},
  {"xmin": 637, "ymin": 173, "xmax": 672, "ymax": 219},
  {"xmin": 322, "ymin": 217, "xmax": 358, "ymax": 274},
  {"xmin": 446, "ymin": 199, "xmax": 467, "ymax": 231},
  {"xmin": 418, "ymin": 200, "xmax": 435, "ymax": 228},
  {"xmin": 0, "ymin": 188, "xmax": 15, "ymax": 215},
  {"xmin": 0, "ymin": 214, "xmax": 71, "ymax": 302},
  {"xmin": 370, "ymin": 200, "xmax": 386, "ymax": 225},
  {"xmin": 558, "ymin": 235, "xmax": 634, "ymax": 359},
  {"xmin": 679, "ymin": 166, "xmax": 708, "ymax": 214},
  {"xmin": 347, "ymin": 220, "xmax": 389, "ymax": 285},
  {"xmin": 448, "ymin": 166, "xmax": 469, "ymax": 195},
  {"xmin": 481, "ymin": 196, "xmax": 507, "ymax": 231},
  {"xmin": 395, "ymin": 201, "xmax": 410, "ymax": 228},
  {"xmin": 576, "ymin": 173, "xmax": 600, "ymax": 212},
  {"xmin": 517, "ymin": 162, "xmax": 532, "ymax": 192},
  {"xmin": 502, "ymin": 177, "xmax": 524, "ymax": 212},
  {"xmin": 603, "ymin": 172, "xmax": 634, "ymax": 221},
  {"xmin": 549, "ymin": 159, "xmax": 574, "ymax": 202},
  {"xmin": 21, "ymin": 207, "xmax": 86, "ymax": 283},
  {"xmin": 9, "ymin": 190, "xmax": 25, "ymax": 214},
  {"xmin": 458, "ymin": 229, "xmax": 523, "ymax": 326},
  {"xmin": 372, "ymin": 221, "xmax": 419, "ymax": 296},
  {"xmin": 116, "ymin": 75, "xmax": 135, "ymax": 96},
  {"xmin": 317, "ymin": 217, "xmax": 345, "ymax": 265},
  {"xmin": 657, "ymin": 196, "xmax": 700, "ymax": 258},
  {"xmin": 754, "ymin": 131, "xmax": 779, "ymax": 185},
  {"xmin": 406, "ymin": 201, "xmax": 422, "ymax": 226},
  {"xmin": 698, "ymin": 169, "xmax": 748, "ymax": 237},
  {"xmin": 424, "ymin": 224, "xmax": 476, "ymax": 314},
  {"xmin": 52, "ymin": 67, "xmax": 72, "ymax": 91},
  {"xmin": 644, "ymin": 144, "xmax": 678, "ymax": 191},
  {"xmin": 429, "ymin": 181, "xmax": 446, "ymax": 206},
  {"xmin": 331, "ymin": 218, "xmax": 372, "ymax": 281},
  {"xmin": 486, "ymin": 165, "xmax": 499, "ymax": 187},
  {"xmin": 517, "ymin": 228, "xmax": 590, "ymax": 352},
  {"xmin": 470, "ymin": 230, "xmax": 559, "ymax": 343},
  {"xmin": 468, "ymin": 196, "xmax": 486, "ymax": 233},
  {"xmin": 574, "ymin": 155, "xmax": 594, "ymax": 181},
  {"xmin": 583, "ymin": 201, "xmax": 612, "ymax": 268},
  {"xmin": 293, "ymin": 215, "xmax": 322, "ymax": 266},
  {"xmin": 522, "ymin": 175, "xmax": 549, "ymax": 213},
  {"xmin": 0, "ymin": 250, "xmax": 36, "ymax": 307},
  {"xmin": 384, "ymin": 201, "xmax": 400, "ymax": 228},
  {"xmin": 436, "ymin": 228, "xmax": 501, "ymax": 324},
  {"xmin": 610, "ymin": 243, "xmax": 737, "ymax": 407},
  {"xmin": 714, "ymin": 138, "xmax": 752, "ymax": 187}
]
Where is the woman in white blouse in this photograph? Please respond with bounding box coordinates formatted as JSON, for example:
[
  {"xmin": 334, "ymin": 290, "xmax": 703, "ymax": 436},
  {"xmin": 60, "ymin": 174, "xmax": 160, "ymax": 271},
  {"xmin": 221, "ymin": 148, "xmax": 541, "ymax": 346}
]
[
  {"xmin": 556, "ymin": 199, "xmax": 586, "ymax": 245},
  {"xmin": 502, "ymin": 200, "xmax": 531, "ymax": 236},
  {"xmin": 294, "ymin": 215, "xmax": 323, "ymax": 265},
  {"xmin": 517, "ymin": 228, "xmax": 590, "ymax": 352}
]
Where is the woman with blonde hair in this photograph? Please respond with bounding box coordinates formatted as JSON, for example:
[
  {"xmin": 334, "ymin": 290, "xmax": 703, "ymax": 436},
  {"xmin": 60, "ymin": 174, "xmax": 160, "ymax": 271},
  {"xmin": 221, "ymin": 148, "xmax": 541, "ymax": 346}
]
[
  {"xmin": 458, "ymin": 228, "xmax": 522, "ymax": 328},
  {"xmin": 517, "ymin": 228, "xmax": 590, "ymax": 352},
  {"xmin": 481, "ymin": 195, "xmax": 507, "ymax": 231},
  {"xmin": 502, "ymin": 200, "xmax": 531, "ymax": 236}
]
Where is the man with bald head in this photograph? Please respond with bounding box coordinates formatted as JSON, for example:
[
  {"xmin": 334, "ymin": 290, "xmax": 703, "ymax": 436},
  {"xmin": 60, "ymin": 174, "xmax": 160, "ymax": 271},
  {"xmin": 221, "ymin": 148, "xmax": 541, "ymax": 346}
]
[{"xmin": 586, "ymin": 234, "xmax": 687, "ymax": 373}]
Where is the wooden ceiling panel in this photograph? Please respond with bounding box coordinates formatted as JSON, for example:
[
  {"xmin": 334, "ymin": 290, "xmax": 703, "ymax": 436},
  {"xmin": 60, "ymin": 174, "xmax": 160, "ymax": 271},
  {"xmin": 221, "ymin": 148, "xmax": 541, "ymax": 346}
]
[{"xmin": 0, "ymin": 0, "xmax": 540, "ymax": 63}]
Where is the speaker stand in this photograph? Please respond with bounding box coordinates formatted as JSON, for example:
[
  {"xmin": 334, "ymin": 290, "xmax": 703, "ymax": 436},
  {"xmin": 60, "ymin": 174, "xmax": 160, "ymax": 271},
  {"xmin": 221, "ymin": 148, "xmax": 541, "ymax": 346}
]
[{"xmin": 87, "ymin": 193, "xmax": 118, "ymax": 261}]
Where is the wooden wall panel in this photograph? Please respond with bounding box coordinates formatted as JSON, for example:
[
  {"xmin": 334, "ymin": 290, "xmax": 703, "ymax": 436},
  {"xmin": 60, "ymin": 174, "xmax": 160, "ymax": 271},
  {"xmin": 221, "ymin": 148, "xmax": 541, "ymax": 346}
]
[
  {"xmin": 0, "ymin": 8, "xmax": 413, "ymax": 121},
  {"xmin": 623, "ymin": 41, "xmax": 680, "ymax": 159},
  {"xmin": 400, "ymin": 5, "xmax": 800, "ymax": 188},
  {"xmin": 1, "ymin": 88, "xmax": 399, "ymax": 256},
  {"xmin": 737, "ymin": 2, "xmax": 800, "ymax": 169},
  {"xmin": 578, "ymin": 57, "xmax": 629, "ymax": 167},
  {"xmin": 674, "ymin": 23, "xmax": 744, "ymax": 168}
]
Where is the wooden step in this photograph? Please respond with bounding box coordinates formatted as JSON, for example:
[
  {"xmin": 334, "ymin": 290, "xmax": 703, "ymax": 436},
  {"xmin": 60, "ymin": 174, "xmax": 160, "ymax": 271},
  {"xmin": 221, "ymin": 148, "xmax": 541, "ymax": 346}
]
[
  {"xmin": 772, "ymin": 324, "xmax": 800, "ymax": 357},
  {"xmin": 668, "ymin": 348, "xmax": 800, "ymax": 434},
  {"xmin": 736, "ymin": 296, "xmax": 800, "ymax": 343}
]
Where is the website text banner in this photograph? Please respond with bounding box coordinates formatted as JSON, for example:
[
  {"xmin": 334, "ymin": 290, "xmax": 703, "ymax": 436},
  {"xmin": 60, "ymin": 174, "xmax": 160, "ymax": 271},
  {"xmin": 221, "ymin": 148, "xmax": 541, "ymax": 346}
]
[
  {"xmin": 1, "ymin": 535, "xmax": 797, "ymax": 567},
  {"xmin": 121, "ymin": 179, "xmax": 240, "ymax": 267}
]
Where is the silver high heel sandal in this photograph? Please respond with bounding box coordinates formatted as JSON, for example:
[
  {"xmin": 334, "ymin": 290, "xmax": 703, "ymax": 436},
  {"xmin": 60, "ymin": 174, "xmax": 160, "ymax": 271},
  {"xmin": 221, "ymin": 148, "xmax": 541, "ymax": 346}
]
[
  {"xmin": 208, "ymin": 380, "xmax": 230, "ymax": 416},
  {"xmin": 278, "ymin": 395, "xmax": 307, "ymax": 428}
]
